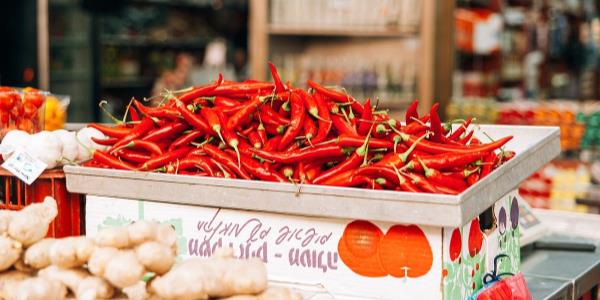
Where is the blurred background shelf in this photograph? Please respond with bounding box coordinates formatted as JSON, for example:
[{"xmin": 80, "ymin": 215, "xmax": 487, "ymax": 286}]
[{"xmin": 268, "ymin": 26, "xmax": 419, "ymax": 37}]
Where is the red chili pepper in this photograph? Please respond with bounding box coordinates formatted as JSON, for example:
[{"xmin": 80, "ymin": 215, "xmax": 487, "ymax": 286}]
[
  {"xmin": 337, "ymin": 134, "xmax": 393, "ymax": 149},
  {"xmin": 303, "ymin": 116, "xmax": 317, "ymax": 143},
  {"xmin": 467, "ymin": 172, "xmax": 480, "ymax": 186},
  {"xmin": 354, "ymin": 166, "xmax": 420, "ymax": 193},
  {"xmin": 303, "ymin": 91, "xmax": 319, "ymax": 119},
  {"xmin": 312, "ymin": 93, "xmax": 332, "ymax": 144},
  {"xmin": 399, "ymin": 133, "xmax": 512, "ymax": 154},
  {"xmin": 177, "ymin": 73, "xmax": 223, "ymax": 103},
  {"xmin": 176, "ymin": 101, "xmax": 211, "ymax": 133},
  {"xmin": 259, "ymin": 104, "xmax": 290, "ymax": 126},
  {"xmin": 403, "ymin": 173, "xmax": 455, "ymax": 194},
  {"xmin": 142, "ymin": 122, "xmax": 188, "ymax": 142},
  {"xmin": 248, "ymin": 131, "xmax": 262, "ymax": 149},
  {"xmin": 429, "ymin": 103, "xmax": 444, "ymax": 143},
  {"xmin": 128, "ymin": 105, "xmax": 140, "ymax": 122},
  {"xmin": 200, "ymin": 107, "xmax": 224, "ymax": 141},
  {"xmin": 133, "ymin": 100, "xmax": 181, "ymax": 120},
  {"xmin": 213, "ymin": 96, "xmax": 240, "ymax": 108},
  {"xmin": 479, "ymin": 152, "xmax": 499, "ymax": 179},
  {"xmin": 168, "ymin": 130, "xmax": 203, "ymax": 151},
  {"xmin": 403, "ymin": 115, "xmax": 430, "ymax": 134},
  {"xmin": 110, "ymin": 117, "xmax": 155, "ymax": 151},
  {"xmin": 313, "ymin": 151, "xmax": 363, "ymax": 184},
  {"xmin": 257, "ymin": 123, "xmax": 267, "ymax": 145},
  {"xmin": 376, "ymin": 134, "xmax": 427, "ymax": 167},
  {"xmin": 405, "ymin": 100, "xmax": 419, "ymax": 125},
  {"xmin": 214, "ymin": 108, "xmax": 243, "ymax": 166},
  {"xmin": 141, "ymin": 147, "xmax": 192, "ymax": 170},
  {"xmin": 500, "ymin": 150, "xmax": 516, "ymax": 163},
  {"xmin": 249, "ymin": 144, "xmax": 346, "ymax": 164},
  {"xmin": 470, "ymin": 137, "xmax": 481, "ymax": 145},
  {"xmin": 212, "ymin": 82, "xmax": 275, "ymax": 98},
  {"xmin": 320, "ymin": 169, "xmax": 356, "ymax": 186},
  {"xmin": 445, "ymin": 167, "xmax": 480, "ymax": 180},
  {"xmin": 113, "ymin": 139, "xmax": 163, "ymax": 156},
  {"xmin": 91, "ymin": 137, "xmax": 118, "ymax": 146},
  {"xmin": 93, "ymin": 150, "xmax": 136, "ymax": 170},
  {"xmin": 458, "ymin": 131, "xmax": 474, "ymax": 145},
  {"xmin": 268, "ymin": 61, "xmax": 286, "ymax": 93},
  {"xmin": 307, "ymin": 80, "xmax": 364, "ymax": 115},
  {"xmin": 87, "ymin": 124, "xmax": 130, "ymax": 138},
  {"xmin": 357, "ymin": 98, "xmax": 373, "ymax": 136},
  {"xmin": 406, "ymin": 151, "xmax": 486, "ymax": 172},
  {"xmin": 448, "ymin": 118, "xmax": 472, "ymax": 141},
  {"xmin": 239, "ymin": 151, "xmax": 286, "ymax": 182},
  {"xmin": 227, "ymin": 95, "xmax": 266, "ymax": 130},
  {"xmin": 117, "ymin": 149, "xmax": 151, "ymax": 164},
  {"xmin": 202, "ymin": 144, "xmax": 251, "ymax": 179},
  {"xmin": 177, "ymin": 156, "xmax": 216, "ymax": 177},
  {"xmin": 418, "ymin": 158, "xmax": 468, "ymax": 192},
  {"xmin": 263, "ymin": 136, "xmax": 282, "ymax": 152},
  {"xmin": 278, "ymin": 92, "xmax": 306, "ymax": 150},
  {"xmin": 331, "ymin": 114, "xmax": 358, "ymax": 136}
]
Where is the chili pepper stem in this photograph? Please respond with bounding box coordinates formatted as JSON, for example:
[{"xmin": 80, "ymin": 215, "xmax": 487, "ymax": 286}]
[
  {"xmin": 123, "ymin": 98, "xmax": 135, "ymax": 123},
  {"xmin": 398, "ymin": 132, "xmax": 430, "ymax": 162},
  {"xmin": 99, "ymin": 100, "xmax": 124, "ymax": 124}
]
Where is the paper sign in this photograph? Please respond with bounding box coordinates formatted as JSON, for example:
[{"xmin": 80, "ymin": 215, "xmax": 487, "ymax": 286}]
[
  {"xmin": 2, "ymin": 150, "xmax": 47, "ymax": 185},
  {"xmin": 0, "ymin": 144, "xmax": 14, "ymax": 155}
]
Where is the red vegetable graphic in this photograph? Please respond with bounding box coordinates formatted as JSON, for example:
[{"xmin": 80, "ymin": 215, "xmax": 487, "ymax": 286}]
[
  {"xmin": 338, "ymin": 220, "xmax": 386, "ymax": 277},
  {"xmin": 378, "ymin": 225, "xmax": 433, "ymax": 278},
  {"xmin": 449, "ymin": 228, "xmax": 462, "ymax": 261},
  {"xmin": 468, "ymin": 218, "xmax": 484, "ymax": 257}
]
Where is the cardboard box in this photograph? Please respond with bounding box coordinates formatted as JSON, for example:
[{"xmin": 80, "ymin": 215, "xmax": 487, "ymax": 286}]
[{"xmin": 85, "ymin": 191, "xmax": 522, "ymax": 299}]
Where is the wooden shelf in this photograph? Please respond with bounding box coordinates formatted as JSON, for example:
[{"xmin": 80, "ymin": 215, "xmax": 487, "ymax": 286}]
[
  {"xmin": 101, "ymin": 36, "xmax": 208, "ymax": 49},
  {"xmin": 268, "ymin": 26, "xmax": 418, "ymax": 38}
]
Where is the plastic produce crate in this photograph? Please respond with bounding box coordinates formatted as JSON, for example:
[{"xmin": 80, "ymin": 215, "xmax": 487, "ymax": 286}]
[
  {"xmin": 65, "ymin": 125, "xmax": 560, "ymax": 299},
  {"xmin": 0, "ymin": 168, "xmax": 84, "ymax": 237}
]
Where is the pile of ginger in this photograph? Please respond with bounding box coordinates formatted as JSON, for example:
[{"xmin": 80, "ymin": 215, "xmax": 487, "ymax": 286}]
[{"xmin": 0, "ymin": 197, "xmax": 302, "ymax": 300}]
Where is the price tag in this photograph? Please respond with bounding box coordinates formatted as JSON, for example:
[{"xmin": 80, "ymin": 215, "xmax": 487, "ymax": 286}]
[
  {"xmin": 1, "ymin": 150, "xmax": 47, "ymax": 185},
  {"xmin": 0, "ymin": 144, "xmax": 14, "ymax": 155}
]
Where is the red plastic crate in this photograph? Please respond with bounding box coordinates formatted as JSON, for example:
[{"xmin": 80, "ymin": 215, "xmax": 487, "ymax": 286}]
[{"xmin": 0, "ymin": 168, "xmax": 84, "ymax": 237}]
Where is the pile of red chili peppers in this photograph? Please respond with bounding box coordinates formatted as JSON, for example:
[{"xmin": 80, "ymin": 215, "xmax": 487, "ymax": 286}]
[{"xmin": 83, "ymin": 62, "xmax": 516, "ymax": 195}]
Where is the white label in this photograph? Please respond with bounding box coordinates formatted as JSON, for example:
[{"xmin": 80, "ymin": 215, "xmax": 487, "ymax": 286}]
[
  {"xmin": 0, "ymin": 144, "xmax": 14, "ymax": 155},
  {"xmin": 2, "ymin": 150, "xmax": 47, "ymax": 185}
]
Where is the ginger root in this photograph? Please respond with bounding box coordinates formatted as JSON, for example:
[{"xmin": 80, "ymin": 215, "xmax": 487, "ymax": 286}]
[
  {"xmin": 150, "ymin": 249, "xmax": 267, "ymax": 300},
  {"xmin": 39, "ymin": 265, "xmax": 114, "ymax": 300},
  {"xmin": 88, "ymin": 247, "xmax": 119, "ymax": 277},
  {"xmin": 7, "ymin": 196, "xmax": 58, "ymax": 246},
  {"xmin": 0, "ymin": 235, "xmax": 22, "ymax": 272},
  {"xmin": 0, "ymin": 270, "xmax": 31, "ymax": 299},
  {"xmin": 103, "ymin": 250, "xmax": 145, "ymax": 289},
  {"xmin": 24, "ymin": 238, "xmax": 56, "ymax": 269},
  {"xmin": 3, "ymin": 276, "xmax": 67, "ymax": 300},
  {"xmin": 0, "ymin": 211, "xmax": 13, "ymax": 235},
  {"xmin": 94, "ymin": 226, "xmax": 131, "ymax": 249},
  {"xmin": 135, "ymin": 241, "xmax": 175, "ymax": 275},
  {"xmin": 49, "ymin": 236, "xmax": 95, "ymax": 268}
]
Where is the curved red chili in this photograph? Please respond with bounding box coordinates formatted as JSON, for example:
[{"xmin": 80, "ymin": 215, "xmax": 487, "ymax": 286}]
[
  {"xmin": 202, "ymin": 144, "xmax": 251, "ymax": 179},
  {"xmin": 141, "ymin": 146, "xmax": 192, "ymax": 170},
  {"xmin": 312, "ymin": 93, "xmax": 332, "ymax": 144},
  {"xmin": 278, "ymin": 92, "xmax": 306, "ymax": 150},
  {"xmin": 405, "ymin": 100, "xmax": 419, "ymax": 125},
  {"xmin": 268, "ymin": 61, "xmax": 286, "ymax": 93},
  {"xmin": 331, "ymin": 114, "xmax": 358, "ymax": 136},
  {"xmin": 142, "ymin": 122, "xmax": 188, "ymax": 142},
  {"xmin": 357, "ymin": 98, "xmax": 373, "ymax": 136},
  {"xmin": 110, "ymin": 117, "xmax": 155, "ymax": 151},
  {"xmin": 168, "ymin": 130, "xmax": 203, "ymax": 151},
  {"xmin": 307, "ymin": 80, "xmax": 364, "ymax": 115},
  {"xmin": 249, "ymin": 144, "xmax": 346, "ymax": 164},
  {"xmin": 87, "ymin": 123, "xmax": 130, "ymax": 138},
  {"xmin": 227, "ymin": 95, "xmax": 266, "ymax": 130}
]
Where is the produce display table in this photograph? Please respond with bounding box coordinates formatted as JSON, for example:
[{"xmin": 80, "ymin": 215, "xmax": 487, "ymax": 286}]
[
  {"xmin": 65, "ymin": 125, "xmax": 560, "ymax": 299},
  {"xmin": 523, "ymin": 210, "xmax": 600, "ymax": 300}
]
